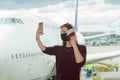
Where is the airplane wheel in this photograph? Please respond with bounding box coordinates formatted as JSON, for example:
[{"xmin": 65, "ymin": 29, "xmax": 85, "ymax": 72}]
[{"xmin": 48, "ymin": 75, "xmax": 56, "ymax": 80}]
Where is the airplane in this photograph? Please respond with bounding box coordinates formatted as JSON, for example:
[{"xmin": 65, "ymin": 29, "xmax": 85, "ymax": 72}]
[
  {"xmin": 0, "ymin": 10, "xmax": 120, "ymax": 80},
  {"xmin": 0, "ymin": 10, "xmax": 63, "ymax": 80},
  {"xmin": 1, "ymin": 0, "xmax": 120, "ymax": 79}
]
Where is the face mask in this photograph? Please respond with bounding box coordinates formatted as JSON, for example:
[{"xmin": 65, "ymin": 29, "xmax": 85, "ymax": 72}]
[{"xmin": 61, "ymin": 33, "xmax": 67, "ymax": 41}]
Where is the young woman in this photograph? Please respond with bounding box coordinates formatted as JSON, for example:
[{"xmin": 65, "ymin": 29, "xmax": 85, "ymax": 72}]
[{"xmin": 36, "ymin": 23, "xmax": 87, "ymax": 80}]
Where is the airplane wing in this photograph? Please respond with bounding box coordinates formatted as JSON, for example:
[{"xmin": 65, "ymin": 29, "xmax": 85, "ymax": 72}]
[
  {"xmin": 84, "ymin": 32, "xmax": 115, "ymax": 40},
  {"xmin": 86, "ymin": 51, "xmax": 120, "ymax": 64}
]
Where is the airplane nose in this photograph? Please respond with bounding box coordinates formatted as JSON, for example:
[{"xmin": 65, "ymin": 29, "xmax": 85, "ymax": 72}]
[{"xmin": 0, "ymin": 53, "xmax": 5, "ymax": 73}]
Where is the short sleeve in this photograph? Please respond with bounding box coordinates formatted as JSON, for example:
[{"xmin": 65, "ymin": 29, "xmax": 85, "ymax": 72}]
[{"xmin": 42, "ymin": 46, "xmax": 58, "ymax": 55}]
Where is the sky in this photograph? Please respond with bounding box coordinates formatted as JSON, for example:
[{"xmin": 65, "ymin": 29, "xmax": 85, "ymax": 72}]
[{"xmin": 0, "ymin": 0, "xmax": 120, "ymax": 28}]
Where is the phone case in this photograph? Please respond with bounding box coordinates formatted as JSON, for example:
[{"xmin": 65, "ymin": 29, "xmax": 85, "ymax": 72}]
[
  {"xmin": 38, "ymin": 22, "xmax": 43, "ymax": 33},
  {"xmin": 67, "ymin": 29, "xmax": 75, "ymax": 41}
]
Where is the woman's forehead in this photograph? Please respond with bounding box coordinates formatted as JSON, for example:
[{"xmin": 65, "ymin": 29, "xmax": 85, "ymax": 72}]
[{"xmin": 61, "ymin": 27, "xmax": 68, "ymax": 31}]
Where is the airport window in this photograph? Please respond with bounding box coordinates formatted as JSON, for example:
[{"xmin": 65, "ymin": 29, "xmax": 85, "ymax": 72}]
[
  {"xmin": 23, "ymin": 53, "xmax": 25, "ymax": 58},
  {"xmin": 11, "ymin": 54, "xmax": 14, "ymax": 59},
  {"xmin": 26, "ymin": 54, "xmax": 28, "ymax": 58},
  {"xmin": 19, "ymin": 53, "xmax": 22, "ymax": 58},
  {"xmin": 29, "ymin": 54, "xmax": 31, "ymax": 57},
  {"xmin": 16, "ymin": 54, "xmax": 18, "ymax": 59},
  {"xmin": 34, "ymin": 54, "xmax": 35, "ymax": 56},
  {"xmin": 0, "ymin": 18, "xmax": 24, "ymax": 24},
  {"xmin": 31, "ymin": 54, "xmax": 33, "ymax": 57},
  {"xmin": 0, "ymin": 18, "xmax": 3, "ymax": 24}
]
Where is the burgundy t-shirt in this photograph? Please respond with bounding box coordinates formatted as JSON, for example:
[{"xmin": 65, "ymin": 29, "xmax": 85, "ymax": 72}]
[{"xmin": 43, "ymin": 44, "xmax": 86, "ymax": 80}]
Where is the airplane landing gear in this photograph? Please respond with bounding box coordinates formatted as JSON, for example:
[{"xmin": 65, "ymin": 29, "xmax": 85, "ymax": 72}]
[{"xmin": 48, "ymin": 75, "xmax": 56, "ymax": 80}]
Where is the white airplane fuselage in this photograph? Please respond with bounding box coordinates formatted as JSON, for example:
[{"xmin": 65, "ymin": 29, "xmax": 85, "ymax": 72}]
[{"xmin": 0, "ymin": 11, "xmax": 62, "ymax": 80}]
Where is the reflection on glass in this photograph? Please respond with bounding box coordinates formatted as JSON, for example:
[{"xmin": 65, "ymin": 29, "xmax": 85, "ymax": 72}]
[{"xmin": 0, "ymin": 18, "xmax": 24, "ymax": 24}]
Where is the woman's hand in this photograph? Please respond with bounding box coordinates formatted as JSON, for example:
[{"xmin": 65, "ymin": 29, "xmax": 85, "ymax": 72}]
[
  {"xmin": 36, "ymin": 26, "xmax": 46, "ymax": 51},
  {"xmin": 70, "ymin": 35, "xmax": 77, "ymax": 47},
  {"xmin": 36, "ymin": 27, "xmax": 43, "ymax": 39}
]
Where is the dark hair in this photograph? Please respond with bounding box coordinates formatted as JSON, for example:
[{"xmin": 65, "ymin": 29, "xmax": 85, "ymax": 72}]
[
  {"xmin": 60, "ymin": 23, "xmax": 74, "ymax": 46},
  {"xmin": 60, "ymin": 23, "xmax": 74, "ymax": 30}
]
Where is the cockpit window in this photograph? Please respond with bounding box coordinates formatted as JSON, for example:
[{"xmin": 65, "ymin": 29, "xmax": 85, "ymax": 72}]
[
  {"xmin": 17, "ymin": 18, "xmax": 24, "ymax": 24},
  {"xmin": 0, "ymin": 18, "xmax": 24, "ymax": 25}
]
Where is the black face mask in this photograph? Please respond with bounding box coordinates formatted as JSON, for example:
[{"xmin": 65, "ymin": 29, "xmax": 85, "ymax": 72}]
[{"xmin": 61, "ymin": 33, "xmax": 67, "ymax": 41}]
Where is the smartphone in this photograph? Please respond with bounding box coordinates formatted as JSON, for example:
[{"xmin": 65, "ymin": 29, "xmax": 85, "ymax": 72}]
[
  {"xmin": 38, "ymin": 22, "xmax": 43, "ymax": 33},
  {"xmin": 67, "ymin": 29, "xmax": 75, "ymax": 41}
]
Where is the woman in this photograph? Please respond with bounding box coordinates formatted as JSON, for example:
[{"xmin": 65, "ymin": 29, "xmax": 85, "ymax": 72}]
[{"xmin": 36, "ymin": 23, "xmax": 87, "ymax": 80}]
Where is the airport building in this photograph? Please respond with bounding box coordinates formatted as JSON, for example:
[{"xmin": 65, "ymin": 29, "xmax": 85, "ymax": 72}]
[
  {"xmin": 78, "ymin": 25, "xmax": 120, "ymax": 46},
  {"xmin": 84, "ymin": 32, "xmax": 120, "ymax": 46}
]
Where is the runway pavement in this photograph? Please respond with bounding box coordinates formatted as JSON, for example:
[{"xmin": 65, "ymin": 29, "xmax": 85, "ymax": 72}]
[
  {"xmin": 99, "ymin": 71, "xmax": 120, "ymax": 80},
  {"xmin": 80, "ymin": 45, "xmax": 120, "ymax": 80}
]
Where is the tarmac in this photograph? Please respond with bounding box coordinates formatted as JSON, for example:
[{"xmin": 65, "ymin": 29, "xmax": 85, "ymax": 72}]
[{"xmin": 80, "ymin": 45, "xmax": 120, "ymax": 80}]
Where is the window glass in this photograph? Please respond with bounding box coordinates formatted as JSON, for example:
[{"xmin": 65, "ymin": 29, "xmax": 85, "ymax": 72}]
[
  {"xmin": 0, "ymin": 18, "xmax": 24, "ymax": 24},
  {"xmin": 0, "ymin": 18, "xmax": 3, "ymax": 24}
]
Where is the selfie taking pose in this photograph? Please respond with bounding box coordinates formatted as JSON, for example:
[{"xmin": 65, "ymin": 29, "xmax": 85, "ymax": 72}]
[{"xmin": 36, "ymin": 23, "xmax": 87, "ymax": 80}]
